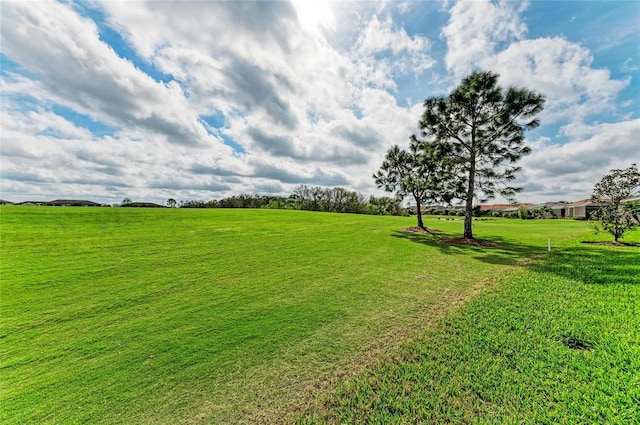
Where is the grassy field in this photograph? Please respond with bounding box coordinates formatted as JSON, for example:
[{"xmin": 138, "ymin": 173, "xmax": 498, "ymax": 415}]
[
  {"xmin": 301, "ymin": 234, "xmax": 640, "ymax": 423},
  {"xmin": 1, "ymin": 207, "xmax": 636, "ymax": 423}
]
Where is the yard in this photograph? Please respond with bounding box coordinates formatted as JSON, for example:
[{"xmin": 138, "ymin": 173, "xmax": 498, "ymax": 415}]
[{"xmin": 1, "ymin": 207, "xmax": 637, "ymax": 423}]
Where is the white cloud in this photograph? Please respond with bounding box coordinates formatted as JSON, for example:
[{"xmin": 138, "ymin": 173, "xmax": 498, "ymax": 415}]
[
  {"xmin": 1, "ymin": 0, "xmax": 433, "ymax": 202},
  {"xmin": 490, "ymin": 37, "xmax": 629, "ymax": 126},
  {"xmin": 356, "ymin": 15, "xmax": 429, "ymax": 56},
  {"xmin": 355, "ymin": 15, "xmax": 434, "ymax": 75},
  {"xmin": 0, "ymin": 1, "xmax": 221, "ymax": 148},
  {"xmin": 291, "ymin": 0, "xmax": 336, "ymax": 34},
  {"xmin": 519, "ymin": 119, "xmax": 640, "ymax": 202},
  {"xmin": 0, "ymin": 0, "xmax": 635, "ymax": 205},
  {"xmin": 397, "ymin": 2, "xmax": 412, "ymax": 15},
  {"xmin": 442, "ymin": 0, "xmax": 527, "ymax": 78},
  {"xmin": 442, "ymin": 1, "xmax": 628, "ymax": 131}
]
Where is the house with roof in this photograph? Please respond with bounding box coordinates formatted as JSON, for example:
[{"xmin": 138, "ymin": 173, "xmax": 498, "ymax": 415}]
[
  {"xmin": 479, "ymin": 204, "xmax": 513, "ymax": 213},
  {"xmin": 565, "ymin": 198, "xmax": 609, "ymax": 219},
  {"xmin": 45, "ymin": 199, "xmax": 102, "ymax": 207},
  {"xmin": 124, "ymin": 202, "xmax": 165, "ymax": 208},
  {"xmin": 526, "ymin": 202, "xmax": 569, "ymax": 218},
  {"xmin": 479, "ymin": 203, "xmax": 534, "ymax": 217}
]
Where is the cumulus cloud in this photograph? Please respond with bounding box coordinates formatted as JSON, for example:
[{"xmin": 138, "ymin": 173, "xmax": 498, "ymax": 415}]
[
  {"xmin": 442, "ymin": 0, "xmax": 527, "ymax": 78},
  {"xmin": 490, "ymin": 38, "xmax": 629, "ymax": 126},
  {"xmin": 0, "ymin": 0, "xmax": 636, "ymax": 205},
  {"xmin": 0, "ymin": 1, "xmax": 219, "ymax": 148},
  {"xmin": 519, "ymin": 119, "xmax": 640, "ymax": 201},
  {"xmin": 441, "ymin": 1, "xmax": 629, "ymax": 128}
]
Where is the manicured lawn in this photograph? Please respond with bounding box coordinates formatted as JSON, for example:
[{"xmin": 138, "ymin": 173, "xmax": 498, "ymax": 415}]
[
  {"xmin": 0, "ymin": 207, "xmax": 629, "ymax": 423},
  {"xmin": 300, "ymin": 237, "xmax": 640, "ymax": 424}
]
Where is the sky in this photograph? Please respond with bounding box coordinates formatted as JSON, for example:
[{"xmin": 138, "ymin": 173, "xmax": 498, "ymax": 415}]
[{"xmin": 1, "ymin": 0, "xmax": 639, "ymax": 205}]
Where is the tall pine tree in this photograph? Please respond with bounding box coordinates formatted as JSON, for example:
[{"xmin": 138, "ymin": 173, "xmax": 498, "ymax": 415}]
[{"xmin": 419, "ymin": 71, "xmax": 545, "ymax": 239}]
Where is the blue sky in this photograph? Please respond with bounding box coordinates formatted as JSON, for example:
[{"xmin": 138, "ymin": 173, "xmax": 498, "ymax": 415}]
[{"xmin": 1, "ymin": 0, "xmax": 638, "ymax": 204}]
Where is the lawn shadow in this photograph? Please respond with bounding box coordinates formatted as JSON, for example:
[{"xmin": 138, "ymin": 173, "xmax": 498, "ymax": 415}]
[
  {"xmin": 530, "ymin": 244, "xmax": 640, "ymax": 285},
  {"xmin": 390, "ymin": 229, "xmax": 539, "ymax": 267},
  {"xmin": 392, "ymin": 229, "xmax": 639, "ymax": 285}
]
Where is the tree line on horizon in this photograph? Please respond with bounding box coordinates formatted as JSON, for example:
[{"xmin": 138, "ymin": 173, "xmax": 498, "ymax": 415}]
[{"xmin": 161, "ymin": 185, "xmax": 404, "ymax": 216}]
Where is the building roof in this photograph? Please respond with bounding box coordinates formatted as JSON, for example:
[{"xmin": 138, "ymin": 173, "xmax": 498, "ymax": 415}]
[
  {"xmin": 479, "ymin": 203, "xmax": 535, "ymax": 211},
  {"xmin": 47, "ymin": 199, "xmax": 102, "ymax": 206},
  {"xmin": 480, "ymin": 204, "xmax": 513, "ymax": 211},
  {"xmin": 567, "ymin": 198, "xmax": 608, "ymax": 207},
  {"xmin": 125, "ymin": 202, "xmax": 165, "ymax": 208}
]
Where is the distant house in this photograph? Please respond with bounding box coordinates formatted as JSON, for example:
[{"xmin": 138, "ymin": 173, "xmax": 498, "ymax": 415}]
[
  {"xmin": 15, "ymin": 201, "xmax": 45, "ymax": 206},
  {"xmin": 527, "ymin": 202, "xmax": 568, "ymax": 218},
  {"xmin": 480, "ymin": 204, "xmax": 513, "ymax": 212},
  {"xmin": 46, "ymin": 199, "xmax": 102, "ymax": 207},
  {"xmin": 480, "ymin": 203, "xmax": 534, "ymax": 216},
  {"xmin": 565, "ymin": 198, "xmax": 608, "ymax": 219},
  {"xmin": 548, "ymin": 202, "xmax": 569, "ymax": 218},
  {"xmin": 124, "ymin": 202, "xmax": 165, "ymax": 208}
]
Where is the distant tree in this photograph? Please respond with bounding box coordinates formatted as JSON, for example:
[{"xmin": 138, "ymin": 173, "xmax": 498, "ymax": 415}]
[
  {"xmin": 292, "ymin": 185, "xmax": 369, "ymax": 214},
  {"xmin": 590, "ymin": 163, "xmax": 640, "ymax": 242},
  {"xmin": 121, "ymin": 198, "xmax": 132, "ymax": 207},
  {"xmin": 374, "ymin": 139, "xmax": 453, "ymax": 230},
  {"xmin": 166, "ymin": 198, "xmax": 177, "ymax": 208},
  {"xmin": 419, "ymin": 71, "xmax": 545, "ymax": 238},
  {"xmin": 367, "ymin": 196, "xmax": 402, "ymax": 215},
  {"xmin": 518, "ymin": 205, "xmax": 531, "ymax": 220},
  {"xmin": 181, "ymin": 200, "xmax": 206, "ymax": 208},
  {"xmin": 536, "ymin": 205, "xmax": 555, "ymax": 219}
]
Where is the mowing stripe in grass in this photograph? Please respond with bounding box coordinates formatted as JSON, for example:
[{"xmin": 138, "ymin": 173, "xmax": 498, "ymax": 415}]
[
  {"xmin": 0, "ymin": 207, "xmax": 614, "ymax": 423},
  {"xmin": 299, "ymin": 239, "xmax": 640, "ymax": 424}
]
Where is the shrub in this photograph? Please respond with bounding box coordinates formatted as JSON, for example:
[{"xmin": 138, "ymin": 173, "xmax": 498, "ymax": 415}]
[{"xmin": 518, "ymin": 206, "xmax": 532, "ymax": 220}]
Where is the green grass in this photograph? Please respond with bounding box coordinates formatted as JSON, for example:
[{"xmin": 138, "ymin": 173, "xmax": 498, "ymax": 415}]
[
  {"xmin": 301, "ymin": 239, "xmax": 640, "ymax": 424},
  {"xmin": 1, "ymin": 207, "xmax": 634, "ymax": 423}
]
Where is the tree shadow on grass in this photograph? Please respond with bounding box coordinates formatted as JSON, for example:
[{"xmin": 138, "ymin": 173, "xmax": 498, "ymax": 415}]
[
  {"xmin": 390, "ymin": 230, "xmax": 540, "ymax": 267},
  {"xmin": 529, "ymin": 245, "xmax": 640, "ymax": 285},
  {"xmin": 392, "ymin": 229, "xmax": 640, "ymax": 285}
]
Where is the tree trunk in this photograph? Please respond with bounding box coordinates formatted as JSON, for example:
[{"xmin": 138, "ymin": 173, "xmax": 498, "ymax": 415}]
[
  {"xmin": 464, "ymin": 195, "xmax": 473, "ymax": 239},
  {"xmin": 464, "ymin": 160, "xmax": 476, "ymax": 239},
  {"xmin": 416, "ymin": 196, "xmax": 425, "ymax": 230}
]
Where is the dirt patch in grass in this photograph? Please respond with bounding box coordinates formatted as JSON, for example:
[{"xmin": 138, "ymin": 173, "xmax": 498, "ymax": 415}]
[
  {"xmin": 401, "ymin": 226, "xmax": 444, "ymax": 234},
  {"xmin": 581, "ymin": 241, "xmax": 639, "ymax": 247},
  {"xmin": 561, "ymin": 335, "xmax": 595, "ymax": 351},
  {"xmin": 438, "ymin": 237, "xmax": 499, "ymax": 247}
]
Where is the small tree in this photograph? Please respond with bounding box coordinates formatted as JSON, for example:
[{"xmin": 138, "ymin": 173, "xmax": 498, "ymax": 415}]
[
  {"xmin": 374, "ymin": 138, "xmax": 453, "ymax": 230},
  {"xmin": 590, "ymin": 164, "xmax": 640, "ymax": 242},
  {"xmin": 121, "ymin": 198, "xmax": 132, "ymax": 207},
  {"xmin": 517, "ymin": 205, "xmax": 530, "ymax": 220},
  {"xmin": 166, "ymin": 198, "xmax": 177, "ymax": 208}
]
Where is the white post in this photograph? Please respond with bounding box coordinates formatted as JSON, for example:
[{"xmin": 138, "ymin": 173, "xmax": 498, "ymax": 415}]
[{"xmin": 548, "ymin": 238, "xmax": 551, "ymax": 252}]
